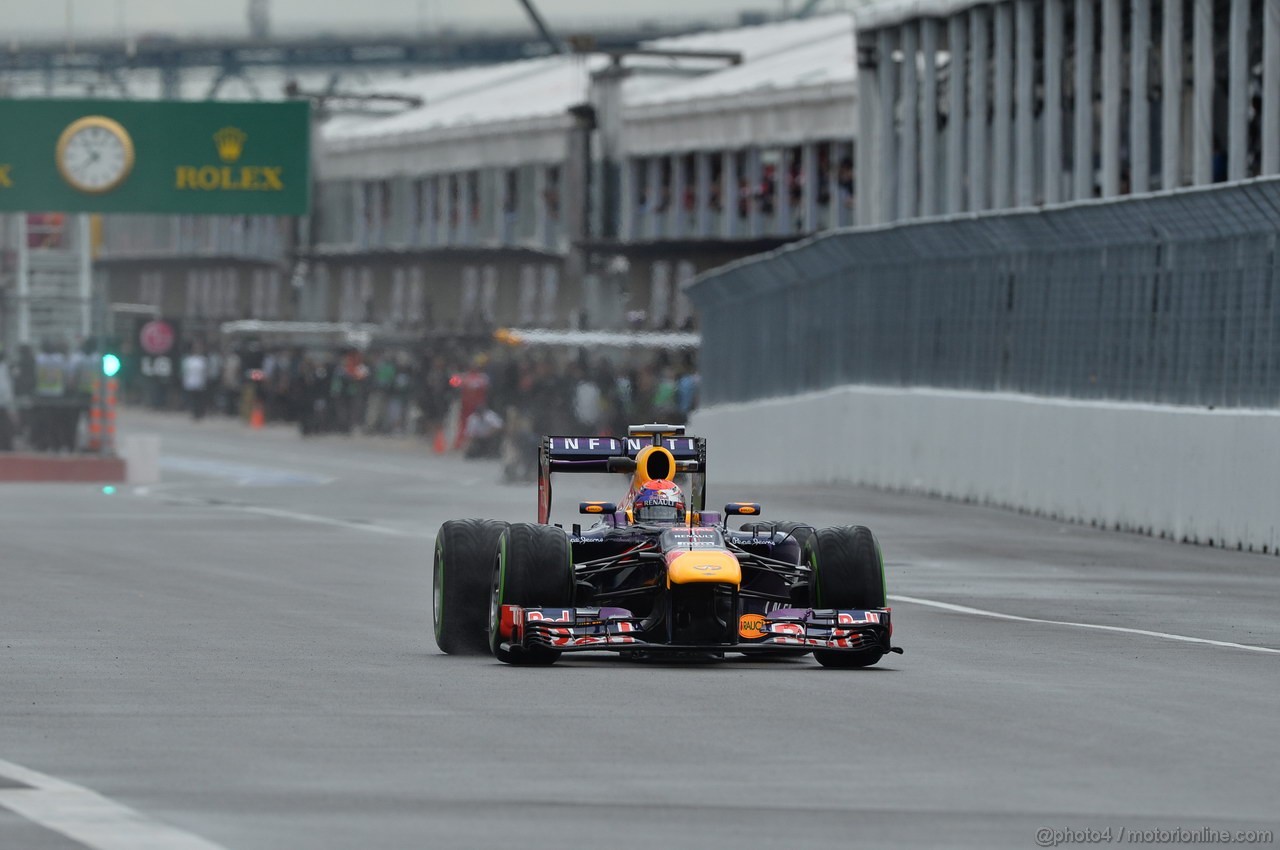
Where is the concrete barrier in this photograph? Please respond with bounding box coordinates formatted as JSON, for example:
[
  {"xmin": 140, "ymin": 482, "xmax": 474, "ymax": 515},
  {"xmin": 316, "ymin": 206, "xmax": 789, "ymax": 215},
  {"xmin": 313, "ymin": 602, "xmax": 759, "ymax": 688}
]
[
  {"xmin": 0, "ymin": 454, "xmax": 127, "ymax": 483},
  {"xmin": 690, "ymin": 385, "xmax": 1280, "ymax": 554},
  {"xmin": 119, "ymin": 435, "xmax": 162, "ymax": 486}
]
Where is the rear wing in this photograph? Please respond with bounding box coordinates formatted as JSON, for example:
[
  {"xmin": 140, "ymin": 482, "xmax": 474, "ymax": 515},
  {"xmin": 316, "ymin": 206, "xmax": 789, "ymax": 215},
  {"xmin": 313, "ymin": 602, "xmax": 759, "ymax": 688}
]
[{"xmin": 537, "ymin": 433, "xmax": 707, "ymax": 523}]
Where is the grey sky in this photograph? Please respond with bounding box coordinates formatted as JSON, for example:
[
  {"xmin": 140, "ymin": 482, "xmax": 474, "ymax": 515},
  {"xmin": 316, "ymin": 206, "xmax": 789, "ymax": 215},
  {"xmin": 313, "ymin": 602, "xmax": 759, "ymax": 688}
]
[{"xmin": 7, "ymin": 0, "xmax": 856, "ymax": 40}]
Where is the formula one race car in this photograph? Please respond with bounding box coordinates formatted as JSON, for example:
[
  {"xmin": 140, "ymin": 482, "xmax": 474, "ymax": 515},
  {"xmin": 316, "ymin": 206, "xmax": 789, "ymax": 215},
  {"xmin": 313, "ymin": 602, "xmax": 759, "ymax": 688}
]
[{"xmin": 432, "ymin": 424, "xmax": 901, "ymax": 667}]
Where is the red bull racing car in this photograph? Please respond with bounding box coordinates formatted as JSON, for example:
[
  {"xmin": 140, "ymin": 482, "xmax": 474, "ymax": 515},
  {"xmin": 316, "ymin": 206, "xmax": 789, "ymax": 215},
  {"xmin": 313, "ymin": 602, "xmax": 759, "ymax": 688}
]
[{"xmin": 432, "ymin": 424, "xmax": 901, "ymax": 667}]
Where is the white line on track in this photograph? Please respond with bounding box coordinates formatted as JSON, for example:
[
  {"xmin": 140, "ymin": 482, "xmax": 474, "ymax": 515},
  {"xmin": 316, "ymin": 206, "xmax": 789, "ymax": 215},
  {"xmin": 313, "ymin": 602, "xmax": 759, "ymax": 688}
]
[
  {"xmin": 0, "ymin": 758, "xmax": 228, "ymax": 850},
  {"xmin": 228, "ymin": 503, "xmax": 434, "ymax": 538},
  {"xmin": 889, "ymin": 594, "xmax": 1280, "ymax": 655},
  {"xmin": 134, "ymin": 489, "xmax": 435, "ymax": 539}
]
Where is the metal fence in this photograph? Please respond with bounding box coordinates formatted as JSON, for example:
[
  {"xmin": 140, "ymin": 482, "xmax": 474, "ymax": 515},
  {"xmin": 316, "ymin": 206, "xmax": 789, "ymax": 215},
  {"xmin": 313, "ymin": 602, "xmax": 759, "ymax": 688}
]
[{"xmin": 688, "ymin": 177, "xmax": 1280, "ymax": 409}]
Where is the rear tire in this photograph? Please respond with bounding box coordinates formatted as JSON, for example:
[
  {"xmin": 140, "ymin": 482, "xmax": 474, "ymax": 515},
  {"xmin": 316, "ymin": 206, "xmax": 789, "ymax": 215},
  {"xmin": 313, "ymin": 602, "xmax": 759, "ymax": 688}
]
[
  {"xmin": 490, "ymin": 523, "xmax": 576, "ymax": 665},
  {"xmin": 806, "ymin": 525, "xmax": 887, "ymax": 669},
  {"xmin": 433, "ymin": 519, "xmax": 508, "ymax": 655}
]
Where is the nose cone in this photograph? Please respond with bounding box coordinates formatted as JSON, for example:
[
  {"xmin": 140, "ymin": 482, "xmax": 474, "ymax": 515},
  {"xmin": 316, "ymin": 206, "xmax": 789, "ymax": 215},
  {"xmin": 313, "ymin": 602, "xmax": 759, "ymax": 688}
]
[{"xmin": 665, "ymin": 550, "xmax": 742, "ymax": 587}]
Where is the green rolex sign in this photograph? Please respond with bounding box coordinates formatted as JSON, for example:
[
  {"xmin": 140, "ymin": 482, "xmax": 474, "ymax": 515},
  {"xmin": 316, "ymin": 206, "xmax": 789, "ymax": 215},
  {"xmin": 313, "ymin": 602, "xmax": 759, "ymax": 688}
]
[{"xmin": 0, "ymin": 99, "xmax": 310, "ymax": 215}]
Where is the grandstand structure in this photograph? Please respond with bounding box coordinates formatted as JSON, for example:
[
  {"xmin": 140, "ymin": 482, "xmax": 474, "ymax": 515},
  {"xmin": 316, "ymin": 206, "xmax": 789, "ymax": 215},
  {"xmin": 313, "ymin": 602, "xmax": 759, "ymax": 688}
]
[
  {"xmin": 854, "ymin": 0, "xmax": 1280, "ymax": 225},
  {"xmin": 90, "ymin": 14, "xmax": 859, "ymax": 338},
  {"xmin": 10, "ymin": 0, "xmax": 1273, "ymax": 343}
]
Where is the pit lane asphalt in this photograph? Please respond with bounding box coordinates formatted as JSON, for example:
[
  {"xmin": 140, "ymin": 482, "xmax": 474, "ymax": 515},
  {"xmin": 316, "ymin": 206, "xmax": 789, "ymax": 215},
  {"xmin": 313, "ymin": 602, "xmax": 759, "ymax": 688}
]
[{"xmin": 1, "ymin": 410, "xmax": 1277, "ymax": 850}]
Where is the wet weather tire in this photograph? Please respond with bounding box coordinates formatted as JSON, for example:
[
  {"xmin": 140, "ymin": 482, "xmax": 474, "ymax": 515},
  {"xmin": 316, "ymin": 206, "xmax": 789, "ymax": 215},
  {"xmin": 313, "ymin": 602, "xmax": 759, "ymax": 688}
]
[
  {"xmin": 490, "ymin": 523, "xmax": 576, "ymax": 665},
  {"xmin": 433, "ymin": 519, "xmax": 508, "ymax": 655},
  {"xmin": 806, "ymin": 525, "xmax": 887, "ymax": 669}
]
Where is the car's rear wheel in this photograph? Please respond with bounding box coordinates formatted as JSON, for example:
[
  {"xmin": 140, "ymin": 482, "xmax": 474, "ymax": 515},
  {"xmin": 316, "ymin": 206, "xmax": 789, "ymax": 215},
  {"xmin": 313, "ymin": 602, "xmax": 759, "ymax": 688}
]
[
  {"xmin": 490, "ymin": 523, "xmax": 576, "ymax": 665},
  {"xmin": 806, "ymin": 525, "xmax": 887, "ymax": 669},
  {"xmin": 434, "ymin": 519, "xmax": 508, "ymax": 655}
]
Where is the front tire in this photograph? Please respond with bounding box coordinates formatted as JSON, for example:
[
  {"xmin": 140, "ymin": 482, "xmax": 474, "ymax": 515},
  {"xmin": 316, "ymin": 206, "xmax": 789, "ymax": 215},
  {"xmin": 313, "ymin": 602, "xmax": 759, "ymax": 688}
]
[
  {"xmin": 434, "ymin": 519, "xmax": 508, "ymax": 655},
  {"xmin": 806, "ymin": 525, "xmax": 887, "ymax": 669},
  {"xmin": 490, "ymin": 523, "xmax": 576, "ymax": 665}
]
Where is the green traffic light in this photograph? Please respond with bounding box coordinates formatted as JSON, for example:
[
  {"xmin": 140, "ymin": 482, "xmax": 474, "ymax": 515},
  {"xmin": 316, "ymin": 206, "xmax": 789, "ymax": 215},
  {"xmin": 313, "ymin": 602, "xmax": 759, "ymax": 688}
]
[{"xmin": 102, "ymin": 353, "xmax": 122, "ymax": 377}]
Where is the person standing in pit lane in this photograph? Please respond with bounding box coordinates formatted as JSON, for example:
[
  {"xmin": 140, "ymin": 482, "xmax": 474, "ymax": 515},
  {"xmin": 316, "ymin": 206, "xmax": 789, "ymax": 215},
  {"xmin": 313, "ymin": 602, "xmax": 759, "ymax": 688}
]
[
  {"xmin": 34, "ymin": 340, "xmax": 70, "ymax": 452},
  {"xmin": 181, "ymin": 341, "xmax": 210, "ymax": 421},
  {"xmin": 219, "ymin": 347, "xmax": 241, "ymax": 417},
  {"xmin": 0, "ymin": 352, "xmax": 15, "ymax": 451}
]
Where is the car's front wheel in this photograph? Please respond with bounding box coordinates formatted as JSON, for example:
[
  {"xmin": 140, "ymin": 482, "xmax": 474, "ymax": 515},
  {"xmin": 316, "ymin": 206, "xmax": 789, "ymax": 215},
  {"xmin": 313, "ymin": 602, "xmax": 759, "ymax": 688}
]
[
  {"xmin": 434, "ymin": 519, "xmax": 509, "ymax": 654},
  {"xmin": 805, "ymin": 525, "xmax": 887, "ymax": 669},
  {"xmin": 489, "ymin": 523, "xmax": 576, "ymax": 665}
]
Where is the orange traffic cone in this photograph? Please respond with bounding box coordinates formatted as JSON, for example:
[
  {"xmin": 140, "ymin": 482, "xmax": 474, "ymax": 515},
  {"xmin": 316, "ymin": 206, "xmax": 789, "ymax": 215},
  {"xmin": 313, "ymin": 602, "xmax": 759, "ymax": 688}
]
[
  {"xmin": 432, "ymin": 428, "xmax": 446, "ymax": 455},
  {"xmin": 250, "ymin": 402, "xmax": 265, "ymax": 430}
]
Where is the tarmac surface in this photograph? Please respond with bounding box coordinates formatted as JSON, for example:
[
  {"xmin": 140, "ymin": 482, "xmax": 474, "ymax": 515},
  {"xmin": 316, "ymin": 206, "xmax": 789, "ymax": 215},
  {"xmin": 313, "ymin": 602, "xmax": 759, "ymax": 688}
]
[{"xmin": 1, "ymin": 410, "xmax": 1277, "ymax": 849}]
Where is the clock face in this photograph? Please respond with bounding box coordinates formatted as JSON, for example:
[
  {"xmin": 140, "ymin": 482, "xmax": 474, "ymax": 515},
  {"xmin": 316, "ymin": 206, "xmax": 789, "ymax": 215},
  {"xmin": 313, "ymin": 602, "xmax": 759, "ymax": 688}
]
[{"xmin": 56, "ymin": 116, "xmax": 135, "ymax": 194}]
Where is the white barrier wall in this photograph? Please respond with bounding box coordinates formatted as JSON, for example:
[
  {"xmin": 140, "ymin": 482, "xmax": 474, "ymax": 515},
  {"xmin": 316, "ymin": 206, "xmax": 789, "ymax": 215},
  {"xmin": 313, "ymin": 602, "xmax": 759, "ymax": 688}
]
[{"xmin": 690, "ymin": 385, "xmax": 1280, "ymax": 554}]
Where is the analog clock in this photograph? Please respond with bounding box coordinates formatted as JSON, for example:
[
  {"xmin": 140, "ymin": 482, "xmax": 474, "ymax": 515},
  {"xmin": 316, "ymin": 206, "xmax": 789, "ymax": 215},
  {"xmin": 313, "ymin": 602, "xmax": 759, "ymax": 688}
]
[{"xmin": 56, "ymin": 116, "xmax": 135, "ymax": 194}]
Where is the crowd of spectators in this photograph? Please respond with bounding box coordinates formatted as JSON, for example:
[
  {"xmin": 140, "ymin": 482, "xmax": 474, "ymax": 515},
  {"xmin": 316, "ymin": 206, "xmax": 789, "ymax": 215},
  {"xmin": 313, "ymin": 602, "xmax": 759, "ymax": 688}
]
[
  {"xmin": 639, "ymin": 147, "xmax": 856, "ymax": 226},
  {"xmin": 0, "ymin": 332, "xmax": 700, "ymax": 465},
  {"xmin": 124, "ymin": 337, "xmax": 700, "ymax": 478}
]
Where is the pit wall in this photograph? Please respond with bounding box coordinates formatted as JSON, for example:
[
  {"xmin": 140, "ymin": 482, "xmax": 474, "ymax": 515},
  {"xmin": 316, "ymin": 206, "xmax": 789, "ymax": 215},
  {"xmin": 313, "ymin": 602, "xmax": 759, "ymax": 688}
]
[{"xmin": 690, "ymin": 385, "xmax": 1280, "ymax": 555}]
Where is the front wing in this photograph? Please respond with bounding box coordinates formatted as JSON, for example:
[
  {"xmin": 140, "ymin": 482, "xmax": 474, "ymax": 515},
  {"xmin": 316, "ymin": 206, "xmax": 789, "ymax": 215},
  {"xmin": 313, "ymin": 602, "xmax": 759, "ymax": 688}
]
[{"xmin": 495, "ymin": 605, "xmax": 896, "ymax": 655}]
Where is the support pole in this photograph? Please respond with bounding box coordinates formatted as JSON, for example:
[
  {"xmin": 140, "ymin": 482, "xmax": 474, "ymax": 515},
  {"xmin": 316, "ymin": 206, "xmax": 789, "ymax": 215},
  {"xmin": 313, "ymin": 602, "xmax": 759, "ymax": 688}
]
[
  {"xmin": 801, "ymin": 142, "xmax": 820, "ymax": 232},
  {"xmin": 1130, "ymin": 0, "xmax": 1151, "ymax": 193},
  {"xmin": 721, "ymin": 150, "xmax": 740, "ymax": 238},
  {"xmin": 667, "ymin": 154, "xmax": 687, "ymax": 238},
  {"xmin": 645, "ymin": 157, "xmax": 662, "ymax": 239},
  {"xmin": 745, "ymin": 147, "xmax": 763, "ymax": 237},
  {"xmin": 1045, "ymin": 0, "xmax": 1064, "ymax": 203},
  {"xmin": 968, "ymin": 7, "xmax": 989, "ymax": 211},
  {"xmin": 899, "ymin": 22, "xmax": 920, "ymax": 219},
  {"xmin": 619, "ymin": 158, "xmax": 636, "ymax": 241},
  {"xmin": 856, "ymin": 32, "xmax": 881, "ymax": 225},
  {"xmin": 947, "ymin": 15, "xmax": 968, "ymax": 213},
  {"xmin": 533, "ymin": 165, "xmax": 551, "ymax": 248},
  {"xmin": 694, "ymin": 152, "xmax": 713, "ymax": 237},
  {"xmin": 438, "ymin": 174, "xmax": 454, "ymax": 246},
  {"xmin": 1162, "ymin": 0, "xmax": 1183, "ymax": 189},
  {"xmin": 992, "ymin": 3, "xmax": 1013, "ymax": 209},
  {"xmin": 774, "ymin": 147, "xmax": 792, "ymax": 235},
  {"xmin": 492, "ymin": 169, "xmax": 508, "ymax": 244},
  {"xmin": 1015, "ymin": 0, "xmax": 1035, "ymax": 206},
  {"xmin": 921, "ymin": 18, "xmax": 940, "ymax": 216},
  {"xmin": 78, "ymin": 214, "xmax": 92, "ymax": 339},
  {"xmin": 422, "ymin": 176, "xmax": 438, "ymax": 246},
  {"xmin": 1101, "ymin": 0, "xmax": 1122, "ymax": 197},
  {"xmin": 1074, "ymin": 0, "xmax": 1096, "ymax": 199},
  {"xmin": 878, "ymin": 27, "xmax": 900, "ymax": 222},
  {"xmin": 457, "ymin": 172, "xmax": 474, "ymax": 245},
  {"xmin": 830, "ymin": 142, "xmax": 850, "ymax": 227},
  {"xmin": 1228, "ymin": 0, "xmax": 1250, "ymax": 180},
  {"xmin": 16, "ymin": 214, "xmax": 30, "ymax": 345},
  {"xmin": 1192, "ymin": 0, "xmax": 1214, "ymax": 185},
  {"xmin": 1265, "ymin": 0, "xmax": 1280, "ymax": 175}
]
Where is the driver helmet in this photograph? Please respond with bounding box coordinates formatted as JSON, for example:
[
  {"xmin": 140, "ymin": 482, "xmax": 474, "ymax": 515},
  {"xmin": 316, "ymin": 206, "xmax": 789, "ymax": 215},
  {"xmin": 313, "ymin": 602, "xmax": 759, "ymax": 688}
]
[{"xmin": 633, "ymin": 479, "xmax": 686, "ymax": 524}]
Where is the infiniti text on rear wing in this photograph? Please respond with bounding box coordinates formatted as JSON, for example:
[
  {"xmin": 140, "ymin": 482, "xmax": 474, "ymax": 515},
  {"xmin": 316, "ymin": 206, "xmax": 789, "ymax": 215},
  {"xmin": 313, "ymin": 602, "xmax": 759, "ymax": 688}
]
[{"xmin": 538, "ymin": 436, "xmax": 707, "ymax": 523}]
